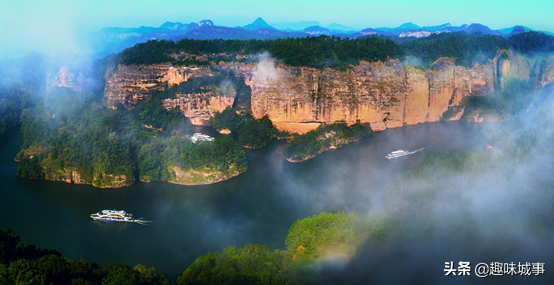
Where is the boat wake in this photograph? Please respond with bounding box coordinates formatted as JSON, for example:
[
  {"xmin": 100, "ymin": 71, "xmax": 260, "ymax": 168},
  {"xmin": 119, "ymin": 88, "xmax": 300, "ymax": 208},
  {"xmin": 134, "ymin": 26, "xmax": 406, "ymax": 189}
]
[{"xmin": 134, "ymin": 219, "xmax": 153, "ymax": 225}]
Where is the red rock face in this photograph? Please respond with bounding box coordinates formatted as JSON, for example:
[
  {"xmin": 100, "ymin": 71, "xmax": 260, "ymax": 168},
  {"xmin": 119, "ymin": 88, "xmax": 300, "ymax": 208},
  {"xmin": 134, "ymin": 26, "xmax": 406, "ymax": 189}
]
[
  {"xmin": 162, "ymin": 89, "xmax": 235, "ymax": 126},
  {"xmin": 104, "ymin": 52, "xmax": 554, "ymax": 133},
  {"xmin": 248, "ymin": 52, "xmax": 554, "ymax": 133},
  {"xmin": 250, "ymin": 58, "xmax": 497, "ymax": 132},
  {"xmin": 104, "ymin": 64, "xmax": 212, "ymax": 109}
]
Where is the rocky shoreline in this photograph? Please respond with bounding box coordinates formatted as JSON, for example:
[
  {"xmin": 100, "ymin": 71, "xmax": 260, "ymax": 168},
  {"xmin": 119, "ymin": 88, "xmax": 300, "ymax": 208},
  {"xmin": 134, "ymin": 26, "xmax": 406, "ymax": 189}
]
[
  {"xmin": 285, "ymin": 138, "xmax": 361, "ymax": 163},
  {"xmin": 162, "ymin": 165, "xmax": 246, "ymax": 185}
]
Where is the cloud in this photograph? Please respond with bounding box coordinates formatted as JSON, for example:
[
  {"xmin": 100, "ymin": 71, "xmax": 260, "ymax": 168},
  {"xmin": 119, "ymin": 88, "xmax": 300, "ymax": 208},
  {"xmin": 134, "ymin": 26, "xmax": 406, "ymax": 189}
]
[{"xmin": 253, "ymin": 52, "xmax": 281, "ymax": 86}]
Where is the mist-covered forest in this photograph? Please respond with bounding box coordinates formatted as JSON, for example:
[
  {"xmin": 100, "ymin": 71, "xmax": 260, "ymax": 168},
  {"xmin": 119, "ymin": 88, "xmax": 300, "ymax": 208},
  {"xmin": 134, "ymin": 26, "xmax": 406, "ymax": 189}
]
[
  {"xmin": 15, "ymin": 82, "xmax": 248, "ymax": 186},
  {"xmin": 2, "ymin": 30, "xmax": 554, "ymax": 284},
  {"xmin": 3, "ymin": 100, "xmax": 554, "ymax": 283}
]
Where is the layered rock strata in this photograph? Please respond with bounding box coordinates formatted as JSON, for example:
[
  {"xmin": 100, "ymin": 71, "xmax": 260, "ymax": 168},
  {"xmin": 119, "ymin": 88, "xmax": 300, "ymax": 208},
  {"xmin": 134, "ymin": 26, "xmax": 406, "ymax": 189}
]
[
  {"xmin": 162, "ymin": 86, "xmax": 235, "ymax": 125},
  {"xmin": 250, "ymin": 52, "xmax": 554, "ymax": 133},
  {"xmin": 104, "ymin": 64, "xmax": 212, "ymax": 109},
  {"xmin": 104, "ymin": 52, "xmax": 554, "ymax": 133}
]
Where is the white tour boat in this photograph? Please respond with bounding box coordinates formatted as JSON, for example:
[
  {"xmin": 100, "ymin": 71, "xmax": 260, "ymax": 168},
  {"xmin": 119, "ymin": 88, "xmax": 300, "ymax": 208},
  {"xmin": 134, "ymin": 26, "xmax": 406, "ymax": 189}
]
[
  {"xmin": 90, "ymin": 210, "xmax": 135, "ymax": 223},
  {"xmin": 385, "ymin": 148, "xmax": 424, "ymax": 160},
  {"xmin": 191, "ymin": 133, "xmax": 215, "ymax": 143}
]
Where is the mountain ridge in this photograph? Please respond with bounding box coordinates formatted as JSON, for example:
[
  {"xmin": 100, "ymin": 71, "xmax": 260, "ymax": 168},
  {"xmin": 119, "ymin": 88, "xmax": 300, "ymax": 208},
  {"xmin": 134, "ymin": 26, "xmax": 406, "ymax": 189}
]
[{"xmin": 84, "ymin": 19, "xmax": 554, "ymax": 57}]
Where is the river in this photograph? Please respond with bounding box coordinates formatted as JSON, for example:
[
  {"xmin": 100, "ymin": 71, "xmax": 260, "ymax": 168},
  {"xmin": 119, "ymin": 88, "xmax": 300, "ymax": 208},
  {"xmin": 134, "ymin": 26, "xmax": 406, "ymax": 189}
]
[{"xmin": 0, "ymin": 121, "xmax": 488, "ymax": 279}]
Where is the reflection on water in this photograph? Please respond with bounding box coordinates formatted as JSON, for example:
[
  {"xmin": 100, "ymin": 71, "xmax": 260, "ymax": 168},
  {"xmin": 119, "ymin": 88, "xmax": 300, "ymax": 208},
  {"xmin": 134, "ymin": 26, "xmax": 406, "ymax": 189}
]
[{"xmin": 0, "ymin": 121, "xmax": 491, "ymax": 278}]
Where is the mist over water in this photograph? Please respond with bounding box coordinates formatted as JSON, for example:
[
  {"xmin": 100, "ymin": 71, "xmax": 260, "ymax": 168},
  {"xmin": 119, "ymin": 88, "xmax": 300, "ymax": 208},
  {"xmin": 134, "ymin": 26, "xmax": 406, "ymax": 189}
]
[
  {"xmin": 0, "ymin": 121, "xmax": 489, "ymax": 279},
  {"xmin": 2, "ymin": 16, "xmax": 554, "ymax": 283}
]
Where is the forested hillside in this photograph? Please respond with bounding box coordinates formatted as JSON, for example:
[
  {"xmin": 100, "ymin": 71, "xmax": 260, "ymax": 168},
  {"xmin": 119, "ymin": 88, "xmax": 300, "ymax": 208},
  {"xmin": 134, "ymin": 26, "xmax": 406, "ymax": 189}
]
[
  {"xmin": 16, "ymin": 85, "xmax": 247, "ymax": 187},
  {"xmin": 116, "ymin": 31, "xmax": 554, "ymax": 69}
]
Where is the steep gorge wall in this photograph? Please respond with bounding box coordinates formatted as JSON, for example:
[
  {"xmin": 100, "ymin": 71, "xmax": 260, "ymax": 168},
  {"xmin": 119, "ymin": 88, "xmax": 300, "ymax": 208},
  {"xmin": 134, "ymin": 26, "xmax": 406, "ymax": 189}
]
[
  {"xmin": 250, "ymin": 52, "xmax": 554, "ymax": 133},
  {"xmin": 104, "ymin": 64, "xmax": 212, "ymax": 109},
  {"xmin": 250, "ymin": 58, "xmax": 495, "ymax": 132},
  {"xmin": 162, "ymin": 86, "xmax": 236, "ymax": 125},
  {"xmin": 103, "ymin": 52, "xmax": 554, "ymax": 133}
]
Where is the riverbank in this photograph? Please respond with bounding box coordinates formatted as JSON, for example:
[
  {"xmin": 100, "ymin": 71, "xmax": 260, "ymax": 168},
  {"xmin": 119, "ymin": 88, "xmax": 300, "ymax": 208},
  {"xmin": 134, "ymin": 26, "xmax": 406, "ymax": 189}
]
[
  {"xmin": 284, "ymin": 121, "xmax": 373, "ymax": 163},
  {"xmin": 285, "ymin": 137, "xmax": 362, "ymax": 163},
  {"xmin": 162, "ymin": 165, "xmax": 245, "ymax": 185},
  {"xmin": 0, "ymin": 121, "xmax": 491, "ymax": 278}
]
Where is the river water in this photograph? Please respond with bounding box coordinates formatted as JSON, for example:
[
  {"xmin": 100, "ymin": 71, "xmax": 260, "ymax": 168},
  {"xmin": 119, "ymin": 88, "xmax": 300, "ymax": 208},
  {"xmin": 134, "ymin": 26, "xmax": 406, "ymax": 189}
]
[{"xmin": 0, "ymin": 121, "xmax": 488, "ymax": 279}]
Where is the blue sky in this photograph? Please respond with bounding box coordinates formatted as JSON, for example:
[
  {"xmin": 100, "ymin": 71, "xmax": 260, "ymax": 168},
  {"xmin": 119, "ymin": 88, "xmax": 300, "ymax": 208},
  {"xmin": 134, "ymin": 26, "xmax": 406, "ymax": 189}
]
[{"xmin": 1, "ymin": 0, "xmax": 553, "ymax": 56}]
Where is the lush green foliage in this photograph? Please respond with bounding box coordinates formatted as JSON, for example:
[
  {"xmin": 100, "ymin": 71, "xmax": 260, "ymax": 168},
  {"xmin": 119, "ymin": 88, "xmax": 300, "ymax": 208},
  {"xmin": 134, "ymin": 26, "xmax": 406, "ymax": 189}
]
[
  {"xmin": 116, "ymin": 32, "xmax": 554, "ymax": 72},
  {"xmin": 210, "ymin": 108, "xmax": 277, "ymax": 148},
  {"xmin": 209, "ymin": 107, "xmax": 248, "ymax": 133},
  {"xmin": 117, "ymin": 36, "xmax": 405, "ymax": 69},
  {"xmin": 285, "ymin": 211, "xmax": 396, "ymax": 262},
  {"xmin": 177, "ymin": 210, "xmax": 398, "ymax": 285},
  {"xmin": 17, "ymin": 88, "xmax": 135, "ymax": 186},
  {"xmin": 1, "ymin": 211, "xmax": 396, "ymax": 285},
  {"xmin": 176, "ymin": 245, "xmax": 287, "ymax": 285},
  {"xmin": 129, "ymin": 89, "xmax": 189, "ymax": 132},
  {"xmin": 460, "ymin": 78, "xmax": 541, "ymax": 120},
  {"xmin": 17, "ymin": 86, "xmax": 247, "ymax": 186},
  {"xmin": 284, "ymin": 121, "xmax": 372, "ymax": 161},
  {"xmin": 0, "ymin": 84, "xmax": 36, "ymax": 136},
  {"xmin": 509, "ymin": 31, "xmax": 554, "ymax": 54},
  {"xmin": 402, "ymin": 32, "xmax": 509, "ymax": 68},
  {"xmin": 402, "ymin": 31, "xmax": 554, "ymax": 68},
  {"xmin": 238, "ymin": 115, "xmax": 277, "ymax": 148},
  {"xmin": 266, "ymin": 36, "xmax": 404, "ymax": 69},
  {"xmin": 0, "ymin": 228, "xmax": 169, "ymax": 285}
]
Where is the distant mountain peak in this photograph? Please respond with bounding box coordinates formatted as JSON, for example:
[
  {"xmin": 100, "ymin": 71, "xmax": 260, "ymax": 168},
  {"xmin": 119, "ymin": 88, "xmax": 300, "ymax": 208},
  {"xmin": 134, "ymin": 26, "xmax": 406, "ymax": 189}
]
[
  {"xmin": 242, "ymin": 17, "xmax": 275, "ymax": 30},
  {"xmin": 303, "ymin": 25, "xmax": 330, "ymax": 35},
  {"xmin": 510, "ymin": 26, "xmax": 526, "ymax": 36},
  {"xmin": 397, "ymin": 22, "xmax": 421, "ymax": 30},
  {"xmin": 325, "ymin": 23, "xmax": 361, "ymax": 33},
  {"xmin": 253, "ymin": 17, "xmax": 269, "ymax": 25},
  {"xmin": 199, "ymin": 20, "xmax": 214, "ymax": 26},
  {"xmin": 159, "ymin": 21, "xmax": 188, "ymax": 31}
]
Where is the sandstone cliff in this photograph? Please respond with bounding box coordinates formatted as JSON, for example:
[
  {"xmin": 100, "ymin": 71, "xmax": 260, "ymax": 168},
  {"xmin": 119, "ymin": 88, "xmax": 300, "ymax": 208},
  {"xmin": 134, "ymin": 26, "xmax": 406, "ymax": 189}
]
[
  {"xmin": 104, "ymin": 52, "xmax": 554, "ymax": 133},
  {"xmin": 44, "ymin": 167, "xmax": 88, "ymax": 185},
  {"xmin": 104, "ymin": 64, "xmax": 212, "ymax": 109},
  {"xmin": 42, "ymin": 166, "xmax": 134, "ymax": 188},
  {"xmin": 250, "ymin": 53, "xmax": 554, "ymax": 133},
  {"xmin": 162, "ymin": 85, "xmax": 236, "ymax": 125}
]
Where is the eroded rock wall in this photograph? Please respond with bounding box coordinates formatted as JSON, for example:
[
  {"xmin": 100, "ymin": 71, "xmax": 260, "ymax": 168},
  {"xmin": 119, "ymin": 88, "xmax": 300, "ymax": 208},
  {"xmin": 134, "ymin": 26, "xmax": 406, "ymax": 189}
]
[
  {"xmin": 250, "ymin": 58, "xmax": 496, "ymax": 132},
  {"xmin": 43, "ymin": 166, "xmax": 134, "ymax": 188},
  {"xmin": 162, "ymin": 87, "xmax": 235, "ymax": 125},
  {"xmin": 104, "ymin": 64, "xmax": 212, "ymax": 109},
  {"xmin": 104, "ymin": 52, "xmax": 554, "ymax": 133}
]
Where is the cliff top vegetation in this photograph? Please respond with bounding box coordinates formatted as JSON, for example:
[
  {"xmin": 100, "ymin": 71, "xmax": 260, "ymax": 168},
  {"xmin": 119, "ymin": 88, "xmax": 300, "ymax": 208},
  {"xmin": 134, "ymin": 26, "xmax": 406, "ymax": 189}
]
[
  {"xmin": 116, "ymin": 36, "xmax": 404, "ymax": 69},
  {"xmin": 114, "ymin": 31, "xmax": 554, "ymax": 70}
]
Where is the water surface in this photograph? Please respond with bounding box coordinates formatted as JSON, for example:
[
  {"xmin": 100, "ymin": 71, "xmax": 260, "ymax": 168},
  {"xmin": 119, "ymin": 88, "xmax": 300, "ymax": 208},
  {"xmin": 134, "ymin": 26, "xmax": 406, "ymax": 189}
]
[{"xmin": 0, "ymin": 121, "xmax": 488, "ymax": 279}]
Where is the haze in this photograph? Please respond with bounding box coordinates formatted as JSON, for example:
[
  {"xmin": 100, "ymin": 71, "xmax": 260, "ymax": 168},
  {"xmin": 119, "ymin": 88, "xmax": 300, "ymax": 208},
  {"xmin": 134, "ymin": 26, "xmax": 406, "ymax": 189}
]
[{"xmin": 1, "ymin": 0, "xmax": 553, "ymax": 57}]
